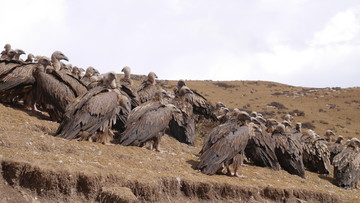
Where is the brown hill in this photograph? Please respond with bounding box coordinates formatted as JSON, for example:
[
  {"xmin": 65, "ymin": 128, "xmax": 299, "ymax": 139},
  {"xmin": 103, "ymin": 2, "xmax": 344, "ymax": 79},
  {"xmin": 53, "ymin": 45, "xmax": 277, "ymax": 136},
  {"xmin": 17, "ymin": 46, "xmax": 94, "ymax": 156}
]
[{"xmin": 1, "ymin": 79, "xmax": 360, "ymax": 202}]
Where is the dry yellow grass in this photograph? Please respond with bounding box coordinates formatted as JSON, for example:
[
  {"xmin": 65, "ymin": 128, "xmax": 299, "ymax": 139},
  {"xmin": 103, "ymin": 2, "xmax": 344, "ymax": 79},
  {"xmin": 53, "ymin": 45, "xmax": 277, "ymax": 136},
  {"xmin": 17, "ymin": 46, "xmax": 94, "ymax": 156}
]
[{"xmin": 1, "ymin": 80, "xmax": 360, "ymax": 202}]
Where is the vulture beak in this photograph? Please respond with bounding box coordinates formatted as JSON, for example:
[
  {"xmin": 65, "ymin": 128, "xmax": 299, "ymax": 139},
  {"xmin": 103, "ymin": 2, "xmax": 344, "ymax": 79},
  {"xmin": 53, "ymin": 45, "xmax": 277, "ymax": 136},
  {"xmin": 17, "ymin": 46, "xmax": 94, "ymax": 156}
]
[{"xmin": 62, "ymin": 55, "xmax": 69, "ymax": 61}]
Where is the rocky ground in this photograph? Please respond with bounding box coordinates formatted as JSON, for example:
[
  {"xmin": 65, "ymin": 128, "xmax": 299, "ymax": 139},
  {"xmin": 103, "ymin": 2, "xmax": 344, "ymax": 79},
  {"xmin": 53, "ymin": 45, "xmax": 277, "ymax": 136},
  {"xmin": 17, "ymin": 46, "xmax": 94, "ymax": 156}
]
[{"xmin": 1, "ymin": 79, "xmax": 360, "ymax": 202}]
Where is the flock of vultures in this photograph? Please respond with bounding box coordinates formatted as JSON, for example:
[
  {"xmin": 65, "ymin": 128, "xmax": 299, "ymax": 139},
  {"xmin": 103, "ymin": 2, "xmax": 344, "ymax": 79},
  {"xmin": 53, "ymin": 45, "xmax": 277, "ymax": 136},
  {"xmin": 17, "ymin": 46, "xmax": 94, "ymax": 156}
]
[{"xmin": 1, "ymin": 44, "xmax": 360, "ymax": 189}]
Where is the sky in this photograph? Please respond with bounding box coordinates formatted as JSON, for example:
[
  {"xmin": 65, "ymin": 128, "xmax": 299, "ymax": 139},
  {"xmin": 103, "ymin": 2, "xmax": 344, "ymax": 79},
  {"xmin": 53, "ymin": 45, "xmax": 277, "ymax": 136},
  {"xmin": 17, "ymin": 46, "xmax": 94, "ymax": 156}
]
[{"xmin": 1, "ymin": 0, "xmax": 360, "ymax": 88}]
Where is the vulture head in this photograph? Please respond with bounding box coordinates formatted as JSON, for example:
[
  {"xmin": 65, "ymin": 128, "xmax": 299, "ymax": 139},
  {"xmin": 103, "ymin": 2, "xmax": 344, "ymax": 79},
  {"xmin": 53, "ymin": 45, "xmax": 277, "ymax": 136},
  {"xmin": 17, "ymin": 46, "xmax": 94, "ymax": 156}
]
[
  {"xmin": 26, "ymin": 53, "xmax": 35, "ymax": 62},
  {"xmin": 273, "ymin": 123, "xmax": 286, "ymax": 135},
  {"xmin": 4, "ymin": 44, "xmax": 11, "ymax": 51},
  {"xmin": 85, "ymin": 67, "xmax": 95, "ymax": 77},
  {"xmin": 177, "ymin": 80, "xmax": 186, "ymax": 88},
  {"xmin": 237, "ymin": 111, "xmax": 251, "ymax": 124},
  {"xmin": 335, "ymin": 136, "xmax": 344, "ymax": 144},
  {"xmin": 282, "ymin": 120, "xmax": 292, "ymax": 128},
  {"xmin": 178, "ymin": 86, "xmax": 193, "ymax": 96},
  {"xmin": 148, "ymin": 72, "xmax": 158, "ymax": 83},
  {"xmin": 348, "ymin": 138, "xmax": 360, "ymax": 149},
  {"xmin": 215, "ymin": 101, "xmax": 226, "ymax": 109},
  {"xmin": 121, "ymin": 66, "xmax": 131, "ymax": 78},
  {"xmin": 34, "ymin": 56, "xmax": 52, "ymax": 75},
  {"xmin": 51, "ymin": 51, "xmax": 69, "ymax": 62},
  {"xmin": 101, "ymin": 71, "xmax": 117, "ymax": 89}
]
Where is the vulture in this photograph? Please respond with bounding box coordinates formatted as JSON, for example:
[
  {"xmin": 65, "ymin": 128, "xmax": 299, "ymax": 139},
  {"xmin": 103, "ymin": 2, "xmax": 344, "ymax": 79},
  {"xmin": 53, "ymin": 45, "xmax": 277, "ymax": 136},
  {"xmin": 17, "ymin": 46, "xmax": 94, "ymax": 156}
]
[
  {"xmin": 329, "ymin": 136, "xmax": 345, "ymax": 164},
  {"xmin": 25, "ymin": 54, "xmax": 35, "ymax": 63},
  {"xmin": 118, "ymin": 92, "xmax": 181, "ymax": 152},
  {"xmin": 33, "ymin": 51, "xmax": 88, "ymax": 121},
  {"xmin": 324, "ymin": 130, "xmax": 336, "ymax": 142},
  {"xmin": 137, "ymin": 72, "xmax": 160, "ymax": 104},
  {"xmin": 245, "ymin": 123, "xmax": 281, "ymax": 170},
  {"xmin": 333, "ymin": 138, "xmax": 360, "ymax": 189},
  {"xmin": 13, "ymin": 49, "xmax": 25, "ymax": 61},
  {"xmin": 174, "ymin": 80, "xmax": 216, "ymax": 120},
  {"xmin": 272, "ymin": 124, "xmax": 305, "ymax": 178},
  {"xmin": 56, "ymin": 72, "xmax": 131, "ymax": 144},
  {"xmin": 168, "ymin": 86, "xmax": 196, "ymax": 145},
  {"xmin": 297, "ymin": 129, "xmax": 331, "ymax": 175},
  {"xmin": 80, "ymin": 66, "xmax": 98, "ymax": 87},
  {"xmin": 0, "ymin": 50, "xmax": 39, "ymax": 106},
  {"xmin": 198, "ymin": 111, "xmax": 251, "ymax": 177},
  {"xmin": 0, "ymin": 44, "xmax": 12, "ymax": 60},
  {"xmin": 119, "ymin": 66, "xmax": 140, "ymax": 109}
]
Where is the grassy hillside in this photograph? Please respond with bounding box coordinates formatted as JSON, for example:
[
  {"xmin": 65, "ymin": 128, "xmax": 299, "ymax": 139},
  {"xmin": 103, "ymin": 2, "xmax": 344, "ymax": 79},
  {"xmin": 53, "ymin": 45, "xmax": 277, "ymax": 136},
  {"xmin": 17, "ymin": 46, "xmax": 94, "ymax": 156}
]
[{"xmin": 1, "ymin": 79, "xmax": 360, "ymax": 202}]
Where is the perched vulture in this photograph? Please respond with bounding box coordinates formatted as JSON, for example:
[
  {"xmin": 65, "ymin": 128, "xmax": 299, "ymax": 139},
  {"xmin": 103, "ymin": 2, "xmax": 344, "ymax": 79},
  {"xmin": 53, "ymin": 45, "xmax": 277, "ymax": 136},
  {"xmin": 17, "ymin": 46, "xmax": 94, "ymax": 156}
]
[
  {"xmin": 174, "ymin": 80, "xmax": 216, "ymax": 121},
  {"xmin": 0, "ymin": 44, "xmax": 12, "ymax": 60},
  {"xmin": 118, "ymin": 93, "xmax": 181, "ymax": 152},
  {"xmin": 13, "ymin": 49, "xmax": 25, "ymax": 61},
  {"xmin": 198, "ymin": 112, "xmax": 251, "ymax": 177},
  {"xmin": 245, "ymin": 124, "xmax": 281, "ymax": 170},
  {"xmin": 333, "ymin": 138, "xmax": 360, "ymax": 189},
  {"xmin": 0, "ymin": 52, "xmax": 39, "ymax": 106},
  {"xmin": 80, "ymin": 66, "xmax": 98, "ymax": 87},
  {"xmin": 34, "ymin": 51, "xmax": 88, "ymax": 121},
  {"xmin": 137, "ymin": 72, "xmax": 160, "ymax": 104},
  {"xmin": 56, "ymin": 72, "xmax": 131, "ymax": 144},
  {"xmin": 119, "ymin": 66, "xmax": 140, "ymax": 109},
  {"xmin": 329, "ymin": 136, "xmax": 345, "ymax": 164},
  {"xmin": 25, "ymin": 54, "xmax": 35, "ymax": 63},
  {"xmin": 168, "ymin": 86, "xmax": 196, "ymax": 145},
  {"xmin": 297, "ymin": 130, "xmax": 331, "ymax": 175},
  {"xmin": 272, "ymin": 124, "xmax": 305, "ymax": 178}
]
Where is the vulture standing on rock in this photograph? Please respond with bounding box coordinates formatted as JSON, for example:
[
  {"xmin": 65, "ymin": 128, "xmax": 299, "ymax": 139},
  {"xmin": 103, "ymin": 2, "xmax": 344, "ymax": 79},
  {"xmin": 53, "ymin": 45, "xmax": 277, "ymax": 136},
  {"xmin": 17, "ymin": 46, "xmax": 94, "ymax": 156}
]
[
  {"xmin": 34, "ymin": 51, "xmax": 88, "ymax": 121},
  {"xmin": 333, "ymin": 138, "xmax": 360, "ymax": 189},
  {"xmin": 56, "ymin": 72, "xmax": 131, "ymax": 144},
  {"xmin": 272, "ymin": 124, "xmax": 305, "ymax": 178},
  {"xmin": 137, "ymin": 71, "xmax": 160, "ymax": 104},
  {"xmin": 198, "ymin": 111, "xmax": 251, "ymax": 177},
  {"xmin": 168, "ymin": 86, "xmax": 196, "ymax": 145},
  {"xmin": 118, "ymin": 92, "xmax": 181, "ymax": 152}
]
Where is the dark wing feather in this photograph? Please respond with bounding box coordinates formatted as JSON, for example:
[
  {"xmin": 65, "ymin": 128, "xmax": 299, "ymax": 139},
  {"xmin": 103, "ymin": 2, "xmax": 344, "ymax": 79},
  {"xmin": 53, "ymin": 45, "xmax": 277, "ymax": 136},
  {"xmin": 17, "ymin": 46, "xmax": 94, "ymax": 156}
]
[
  {"xmin": 301, "ymin": 135, "xmax": 331, "ymax": 174},
  {"xmin": 272, "ymin": 133, "xmax": 305, "ymax": 178},
  {"xmin": 0, "ymin": 63, "xmax": 36, "ymax": 91},
  {"xmin": 119, "ymin": 103, "xmax": 173, "ymax": 146},
  {"xmin": 333, "ymin": 146, "xmax": 360, "ymax": 188},
  {"xmin": 137, "ymin": 81, "xmax": 159, "ymax": 103},
  {"xmin": 184, "ymin": 88, "xmax": 216, "ymax": 120},
  {"xmin": 52, "ymin": 71, "xmax": 88, "ymax": 97},
  {"xmin": 169, "ymin": 97, "xmax": 196, "ymax": 145},
  {"xmin": 56, "ymin": 90, "xmax": 121, "ymax": 140},
  {"xmin": 200, "ymin": 121, "xmax": 238, "ymax": 154},
  {"xmin": 245, "ymin": 128, "xmax": 281, "ymax": 170},
  {"xmin": 198, "ymin": 125, "xmax": 250, "ymax": 175}
]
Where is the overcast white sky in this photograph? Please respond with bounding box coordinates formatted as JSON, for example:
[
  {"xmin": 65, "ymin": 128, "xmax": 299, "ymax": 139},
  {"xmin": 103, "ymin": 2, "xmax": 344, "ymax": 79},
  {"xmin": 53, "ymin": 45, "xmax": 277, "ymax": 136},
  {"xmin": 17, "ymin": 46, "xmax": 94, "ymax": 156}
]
[{"xmin": 1, "ymin": 0, "xmax": 360, "ymax": 88}]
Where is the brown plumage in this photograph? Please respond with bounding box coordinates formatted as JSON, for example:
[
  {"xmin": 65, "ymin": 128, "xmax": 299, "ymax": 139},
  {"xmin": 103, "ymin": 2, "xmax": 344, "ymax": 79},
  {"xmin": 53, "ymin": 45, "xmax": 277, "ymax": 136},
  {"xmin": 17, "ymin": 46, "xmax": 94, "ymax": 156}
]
[
  {"xmin": 297, "ymin": 130, "xmax": 331, "ymax": 175},
  {"xmin": 245, "ymin": 123, "xmax": 281, "ymax": 170},
  {"xmin": 333, "ymin": 138, "xmax": 360, "ymax": 189},
  {"xmin": 56, "ymin": 72, "xmax": 131, "ymax": 144},
  {"xmin": 137, "ymin": 72, "xmax": 160, "ymax": 104},
  {"xmin": 118, "ymin": 98, "xmax": 181, "ymax": 152},
  {"xmin": 174, "ymin": 80, "xmax": 216, "ymax": 120},
  {"xmin": 272, "ymin": 124, "xmax": 305, "ymax": 178},
  {"xmin": 329, "ymin": 136, "xmax": 345, "ymax": 164},
  {"xmin": 119, "ymin": 66, "xmax": 140, "ymax": 109},
  {"xmin": 0, "ymin": 44, "xmax": 12, "ymax": 60},
  {"xmin": 34, "ymin": 51, "xmax": 88, "ymax": 121},
  {"xmin": 169, "ymin": 86, "xmax": 196, "ymax": 145},
  {"xmin": 80, "ymin": 66, "xmax": 97, "ymax": 87},
  {"xmin": 198, "ymin": 112, "xmax": 251, "ymax": 176}
]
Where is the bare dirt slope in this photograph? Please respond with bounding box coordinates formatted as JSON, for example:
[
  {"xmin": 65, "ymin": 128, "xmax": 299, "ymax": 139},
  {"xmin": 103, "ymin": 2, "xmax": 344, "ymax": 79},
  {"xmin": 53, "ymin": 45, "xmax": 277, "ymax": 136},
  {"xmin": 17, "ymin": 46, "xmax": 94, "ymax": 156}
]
[{"xmin": 1, "ymin": 80, "xmax": 360, "ymax": 202}]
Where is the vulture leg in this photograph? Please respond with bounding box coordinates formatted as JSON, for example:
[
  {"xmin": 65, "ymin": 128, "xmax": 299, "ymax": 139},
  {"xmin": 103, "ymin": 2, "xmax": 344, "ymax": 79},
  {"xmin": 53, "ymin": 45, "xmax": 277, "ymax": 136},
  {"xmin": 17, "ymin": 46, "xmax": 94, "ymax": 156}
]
[
  {"xmin": 232, "ymin": 154, "xmax": 247, "ymax": 178},
  {"xmin": 153, "ymin": 131, "xmax": 164, "ymax": 152}
]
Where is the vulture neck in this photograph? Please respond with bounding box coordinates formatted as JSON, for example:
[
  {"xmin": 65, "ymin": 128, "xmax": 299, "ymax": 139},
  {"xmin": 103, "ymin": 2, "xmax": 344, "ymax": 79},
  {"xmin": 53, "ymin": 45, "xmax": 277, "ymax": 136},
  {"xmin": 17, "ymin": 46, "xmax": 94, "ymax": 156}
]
[{"xmin": 51, "ymin": 55, "xmax": 61, "ymax": 71}]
